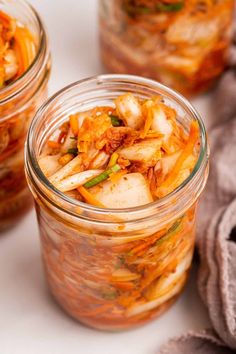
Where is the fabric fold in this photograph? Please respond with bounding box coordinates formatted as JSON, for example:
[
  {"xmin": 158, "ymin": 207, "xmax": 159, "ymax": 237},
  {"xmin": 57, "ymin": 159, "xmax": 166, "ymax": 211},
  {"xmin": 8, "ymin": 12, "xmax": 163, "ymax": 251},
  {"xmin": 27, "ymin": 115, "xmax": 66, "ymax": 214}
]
[
  {"xmin": 199, "ymin": 200, "xmax": 236, "ymax": 349},
  {"xmin": 158, "ymin": 44, "xmax": 236, "ymax": 353},
  {"xmin": 159, "ymin": 329, "xmax": 234, "ymax": 354}
]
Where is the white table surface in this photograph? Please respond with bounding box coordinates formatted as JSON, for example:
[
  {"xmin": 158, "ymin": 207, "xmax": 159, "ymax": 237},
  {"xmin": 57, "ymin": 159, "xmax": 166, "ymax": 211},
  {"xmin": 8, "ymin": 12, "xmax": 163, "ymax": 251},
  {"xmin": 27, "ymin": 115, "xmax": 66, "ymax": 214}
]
[{"xmin": 0, "ymin": 1, "xmax": 213, "ymax": 353}]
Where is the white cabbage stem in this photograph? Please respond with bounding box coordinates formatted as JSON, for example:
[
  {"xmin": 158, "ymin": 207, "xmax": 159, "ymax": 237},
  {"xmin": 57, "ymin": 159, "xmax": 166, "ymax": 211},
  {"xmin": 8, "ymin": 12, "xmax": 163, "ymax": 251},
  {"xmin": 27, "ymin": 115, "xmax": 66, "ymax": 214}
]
[
  {"xmin": 115, "ymin": 93, "xmax": 144, "ymax": 129},
  {"xmin": 54, "ymin": 170, "xmax": 102, "ymax": 192},
  {"xmin": 38, "ymin": 155, "xmax": 61, "ymax": 178},
  {"xmin": 127, "ymin": 273, "xmax": 187, "ymax": 317},
  {"xmin": 49, "ymin": 155, "xmax": 82, "ymax": 184}
]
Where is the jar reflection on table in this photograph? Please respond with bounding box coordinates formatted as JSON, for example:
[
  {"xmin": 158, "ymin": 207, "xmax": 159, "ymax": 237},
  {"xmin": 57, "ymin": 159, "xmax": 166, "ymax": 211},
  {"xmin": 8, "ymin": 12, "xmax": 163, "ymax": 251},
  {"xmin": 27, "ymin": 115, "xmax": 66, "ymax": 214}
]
[
  {"xmin": 25, "ymin": 75, "xmax": 209, "ymax": 330},
  {"xmin": 99, "ymin": 0, "xmax": 234, "ymax": 97},
  {"xmin": 0, "ymin": 0, "xmax": 51, "ymax": 230}
]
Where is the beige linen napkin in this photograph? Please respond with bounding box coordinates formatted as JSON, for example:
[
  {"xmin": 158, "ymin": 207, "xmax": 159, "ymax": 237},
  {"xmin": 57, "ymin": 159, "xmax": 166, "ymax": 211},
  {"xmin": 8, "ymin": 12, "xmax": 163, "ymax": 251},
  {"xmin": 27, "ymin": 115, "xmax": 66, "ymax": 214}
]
[{"xmin": 159, "ymin": 34, "xmax": 236, "ymax": 354}]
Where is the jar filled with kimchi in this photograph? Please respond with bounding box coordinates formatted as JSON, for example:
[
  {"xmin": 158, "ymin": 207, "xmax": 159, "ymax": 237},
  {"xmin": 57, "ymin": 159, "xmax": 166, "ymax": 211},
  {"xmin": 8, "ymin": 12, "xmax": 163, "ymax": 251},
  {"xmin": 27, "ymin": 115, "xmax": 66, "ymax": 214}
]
[
  {"xmin": 0, "ymin": 0, "xmax": 50, "ymax": 229},
  {"xmin": 99, "ymin": 0, "xmax": 234, "ymax": 96},
  {"xmin": 25, "ymin": 75, "xmax": 209, "ymax": 330}
]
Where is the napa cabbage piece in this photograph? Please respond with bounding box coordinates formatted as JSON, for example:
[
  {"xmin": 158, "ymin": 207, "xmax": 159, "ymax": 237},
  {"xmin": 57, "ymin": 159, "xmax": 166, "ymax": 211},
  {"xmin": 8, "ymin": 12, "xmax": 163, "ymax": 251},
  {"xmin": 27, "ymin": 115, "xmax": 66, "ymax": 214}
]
[
  {"xmin": 119, "ymin": 139, "xmax": 161, "ymax": 162},
  {"xmin": 115, "ymin": 93, "xmax": 144, "ymax": 129},
  {"xmin": 151, "ymin": 105, "xmax": 173, "ymax": 139},
  {"xmin": 90, "ymin": 173, "xmax": 153, "ymax": 208}
]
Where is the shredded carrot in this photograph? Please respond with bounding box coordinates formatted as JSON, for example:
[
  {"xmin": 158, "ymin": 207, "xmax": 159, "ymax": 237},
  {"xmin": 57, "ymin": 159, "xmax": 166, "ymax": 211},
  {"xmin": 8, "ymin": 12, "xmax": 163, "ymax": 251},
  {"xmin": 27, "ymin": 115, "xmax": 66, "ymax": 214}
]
[
  {"xmin": 113, "ymin": 282, "xmax": 135, "ymax": 291},
  {"xmin": 58, "ymin": 153, "xmax": 74, "ymax": 166},
  {"xmin": 128, "ymin": 231, "xmax": 164, "ymax": 256},
  {"xmin": 69, "ymin": 114, "xmax": 79, "ymax": 136},
  {"xmin": 0, "ymin": 10, "xmax": 12, "ymax": 25},
  {"xmin": 140, "ymin": 108, "xmax": 153, "ymax": 139},
  {"xmin": 78, "ymin": 140, "xmax": 89, "ymax": 153},
  {"xmin": 109, "ymin": 169, "xmax": 128, "ymax": 184},
  {"xmin": 160, "ymin": 104, "xmax": 176, "ymax": 121},
  {"xmin": 77, "ymin": 186, "xmax": 105, "ymax": 208},
  {"xmin": 145, "ymin": 131, "xmax": 164, "ymax": 139},
  {"xmin": 47, "ymin": 140, "xmax": 60, "ymax": 149},
  {"xmin": 160, "ymin": 121, "xmax": 199, "ymax": 189}
]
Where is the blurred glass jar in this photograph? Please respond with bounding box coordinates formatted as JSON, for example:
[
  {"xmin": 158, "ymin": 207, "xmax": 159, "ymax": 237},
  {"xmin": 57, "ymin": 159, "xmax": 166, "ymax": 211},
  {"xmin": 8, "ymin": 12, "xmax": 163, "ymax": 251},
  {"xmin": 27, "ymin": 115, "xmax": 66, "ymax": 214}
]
[
  {"xmin": 25, "ymin": 75, "xmax": 209, "ymax": 330},
  {"xmin": 0, "ymin": 0, "xmax": 51, "ymax": 230},
  {"xmin": 99, "ymin": 0, "xmax": 234, "ymax": 96}
]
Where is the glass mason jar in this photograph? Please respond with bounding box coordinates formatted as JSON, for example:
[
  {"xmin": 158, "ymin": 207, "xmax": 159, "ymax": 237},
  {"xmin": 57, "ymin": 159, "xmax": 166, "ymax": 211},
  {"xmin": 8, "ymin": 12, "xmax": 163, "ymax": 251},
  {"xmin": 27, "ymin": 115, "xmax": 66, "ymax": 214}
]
[
  {"xmin": 25, "ymin": 75, "xmax": 209, "ymax": 331},
  {"xmin": 0, "ymin": 0, "xmax": 51, "ymax": 230},
  {"xmin": 99, "ymin": 0, "xmax": 234, "ymax": 97}
]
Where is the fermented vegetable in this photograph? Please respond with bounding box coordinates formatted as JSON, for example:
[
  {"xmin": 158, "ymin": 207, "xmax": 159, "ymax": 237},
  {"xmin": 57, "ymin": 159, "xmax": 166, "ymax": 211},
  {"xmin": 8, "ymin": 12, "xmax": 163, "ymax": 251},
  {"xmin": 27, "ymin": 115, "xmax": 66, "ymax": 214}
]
[
  {"xmin": 0, "ymin": 11, "xmax": 35, "ymax": 87},
  {"xmin": 37, "ymin": 92, "xmax": 200, "ymax": 329},
  {"xmin": 99, "ymin": 0, "xmax": 234, "ymax": 96},
  {"xmin": 0, "ymin": 6, "xmax": 50, "ymax": 229}
]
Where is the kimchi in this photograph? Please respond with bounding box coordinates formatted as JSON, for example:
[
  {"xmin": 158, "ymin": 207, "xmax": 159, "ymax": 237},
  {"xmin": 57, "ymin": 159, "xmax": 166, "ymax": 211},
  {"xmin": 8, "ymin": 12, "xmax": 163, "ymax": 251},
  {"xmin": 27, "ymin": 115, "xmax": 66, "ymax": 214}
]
[
  {"xmin": 37, "ymin": 92, "xmax": 201, "ymax": 329},
  {"xmin": 99, "ymin": 0, "xmax": 234, "ymax": 96},
  {"xmin": 0, "ymin": 5, "xmax": 50, "ymax": 229}
]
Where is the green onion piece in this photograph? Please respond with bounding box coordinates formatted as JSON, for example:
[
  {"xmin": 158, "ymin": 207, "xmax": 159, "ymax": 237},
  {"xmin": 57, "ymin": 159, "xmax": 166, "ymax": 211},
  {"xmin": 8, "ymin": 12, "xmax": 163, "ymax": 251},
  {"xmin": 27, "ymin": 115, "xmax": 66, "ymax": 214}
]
[
  {"xmin": 136, "ymin": 6, "xmax": 152, "ymax": 14},
  {"xmin": 70, "ymin": 136, "xmax": 77, "ymax": 140},
  {"xmin": 156, "ymin": 216, "xmax": 183, "ymax": 246},
  {"xmin": 123, "ymin": 4, "xmax": 152, "ymax": 17},
  {"xmin": 110, "ymin": 115, "xmax": 123, "ymax": 127},
  {"xmin": 115, "ymin": 256, "xmax": 125, "ymax": 270},
  {"xmin": 156, "ymin": 2, "xmax": 184, "ymax": 12},
  {"xmin": 102, "ymin": 290, "xmax": 118, "ymax": 300},
  {"xmin": 83, "ymin": 164, "xmax": 121, "ymax": 188},
  {"xmin": 67, "ymin": 147, "xmax": 78, "ymax": 155}
]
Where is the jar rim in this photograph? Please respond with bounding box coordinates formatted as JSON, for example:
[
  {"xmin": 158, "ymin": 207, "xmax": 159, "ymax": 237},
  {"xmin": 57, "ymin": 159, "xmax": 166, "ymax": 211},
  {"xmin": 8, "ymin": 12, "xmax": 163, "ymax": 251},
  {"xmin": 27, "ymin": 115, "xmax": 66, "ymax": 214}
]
[
  {"xmin": 0, "ymin": 0, "xmax": 47, "ymax": 104},
  {"xmin": 26, "ymin": 74, "xmax": 209, "ymax": 220}
]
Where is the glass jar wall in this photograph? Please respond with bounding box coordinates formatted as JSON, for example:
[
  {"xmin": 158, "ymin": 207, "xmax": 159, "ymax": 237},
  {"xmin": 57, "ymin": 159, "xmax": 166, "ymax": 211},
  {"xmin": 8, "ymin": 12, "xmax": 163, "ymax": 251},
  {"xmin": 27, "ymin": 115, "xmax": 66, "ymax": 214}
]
[
  {"xmin": 25, "ymin": 75, "xmax": 209, "ymax": 330},
  {"xmin": 0, "ymin": 0, "xmax": 51, "ymax": 230}
]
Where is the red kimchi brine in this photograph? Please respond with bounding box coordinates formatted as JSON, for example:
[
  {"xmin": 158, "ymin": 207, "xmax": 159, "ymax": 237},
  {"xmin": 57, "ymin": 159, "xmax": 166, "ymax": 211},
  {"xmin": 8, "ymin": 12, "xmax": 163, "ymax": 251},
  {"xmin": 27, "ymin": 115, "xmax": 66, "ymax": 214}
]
[
  {"xmin": 25, "ymin": 75, "xmax": 209, "ymax": 330},
  {"xmin": 0, "ymin": 0, "xmax": 50, "ymax": 230},
  {"xmin": 99, "ymin": 0, "xmax": 234, "ymax": 96}
]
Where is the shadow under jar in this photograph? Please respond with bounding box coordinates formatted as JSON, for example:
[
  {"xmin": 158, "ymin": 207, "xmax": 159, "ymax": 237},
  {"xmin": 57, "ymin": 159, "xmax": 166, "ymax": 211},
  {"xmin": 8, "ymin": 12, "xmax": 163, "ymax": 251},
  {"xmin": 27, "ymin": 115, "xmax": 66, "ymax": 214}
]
[
  {"xmin": 99, "ymin": 0, "xmax": 234, "ymax": 97},
  {"xmin": 0, "ymin": 0, "xmax": 51, "ymax": 230},
  {"xmin": 25, "ymin": 75, "xmax": 209, "ymax": 331}
]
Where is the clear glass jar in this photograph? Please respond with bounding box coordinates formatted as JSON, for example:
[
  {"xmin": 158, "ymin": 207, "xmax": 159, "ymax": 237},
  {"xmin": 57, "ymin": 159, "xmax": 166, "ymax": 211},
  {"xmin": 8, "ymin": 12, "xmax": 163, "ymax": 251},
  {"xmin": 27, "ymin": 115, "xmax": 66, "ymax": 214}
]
[
  {"xmin": 99, "ymin": 0, "xmax": 234, "ymax": 97},
  {"xmin": 0, "ymin": 0, "xmax": 51, "ymax": 230},
  {"xmin": 25, "ymin": 74, "xmax": 209, "ymax": 331}
]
